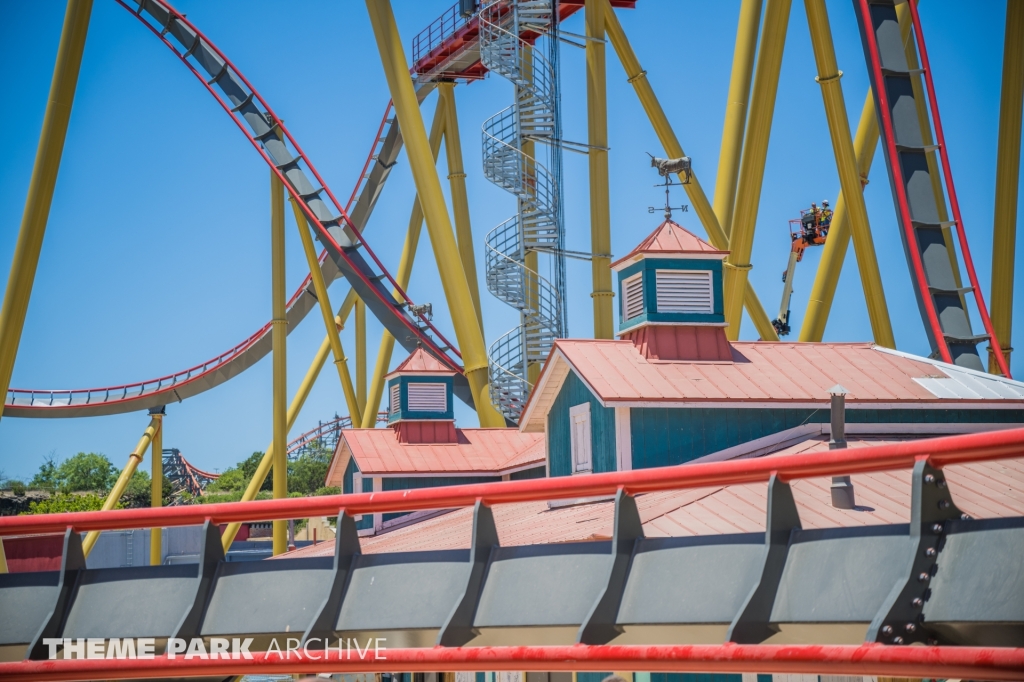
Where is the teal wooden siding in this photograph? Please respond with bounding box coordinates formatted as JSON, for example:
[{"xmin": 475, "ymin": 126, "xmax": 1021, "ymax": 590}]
[
  {"xmin": 617, "ymin": 257, "xmax": 725, "ymax": 332},
  {"xmin": 630, "ymin": 406, "xmax": 1024, "ymax": 469},
  {"xmin": 510, "ymin": 465, "xmax": 546, "ymax": 480},
  {"xmin": 548, "ymin": 372, "xmax": 617, "ymax": 477},
  {"xmin": 380, "ymin": 475, "xmax": 500, "ymax": 522},
  {"xmin": 341, "ymin": 458, "xmax": 374, "ymax": 530}
]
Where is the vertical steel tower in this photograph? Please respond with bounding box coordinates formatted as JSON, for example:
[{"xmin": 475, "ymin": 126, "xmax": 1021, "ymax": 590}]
[{"xmin": 480, "ymin": 0, "xmax": 566, "ymax": 423}]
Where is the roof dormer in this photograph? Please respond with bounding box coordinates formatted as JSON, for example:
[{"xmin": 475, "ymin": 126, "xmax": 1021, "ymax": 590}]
[
  {"xmin": 610, "ymin": 220, "xmax": 733, "ymax": 361},
  {"xmin": 385, "ymin": 348, "xmax": 458, "ymax": 443}
]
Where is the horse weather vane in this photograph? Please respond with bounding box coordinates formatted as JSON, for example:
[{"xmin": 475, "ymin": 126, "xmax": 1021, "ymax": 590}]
[{"xmin": 647, "ymin": 154, "xmax": 691, "ymax": 220}]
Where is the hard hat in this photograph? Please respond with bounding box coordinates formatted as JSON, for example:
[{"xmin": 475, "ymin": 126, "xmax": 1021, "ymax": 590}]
[{"xmin": 822, "ymin": 199, "xmax": 830, "ymax": 206}]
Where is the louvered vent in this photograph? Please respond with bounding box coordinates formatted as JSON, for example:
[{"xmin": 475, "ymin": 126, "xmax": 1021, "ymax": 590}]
[
  {"xmin": 389, "ymin": 384, "xmax": 401, "ymax": 415},
  {"xmin": 656, "ymin": 270, "xmax": 713, "ymax": 313},
  {"xmin": 407, "ymin": 382, "xmax": 447, "ymax": 412},
  {"xmin": 622, "ymin": 274, "xmax": 644, "ymax": 320}
]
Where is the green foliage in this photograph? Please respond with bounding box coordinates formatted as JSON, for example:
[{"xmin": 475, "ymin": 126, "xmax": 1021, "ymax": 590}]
[
  {"xmin": 288, "ymin": 443, "xmax": 333, "ymax": 495},
  {"xmin": 22, "ymin": 492, "xmax": 115, "ymax": 515},
  {"xmin": 119, "ymin": 470, "xmax": 173, "ymax": 509},
  {"xmin": 197, "ymin": 489, "xmax": 273, "ymax": 504},
  {"xmin": 29, "ymin": 452, "xmax": 117, "ymax": 493},
  {"xmin": 10, "ymin": 480, "xmax": 26, "ymax": 496},
  {"xmin": 206, "ymin": 451, "xmax": 271, "ymax": 494},
  {"xmin": 29, "ymin": 457, "xmax": 60, "ymax": 490}
]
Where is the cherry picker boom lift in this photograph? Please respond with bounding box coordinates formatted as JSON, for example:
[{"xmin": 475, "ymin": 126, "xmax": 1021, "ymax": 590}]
[{"xmin": 773, "ymin": 208, "xmax": 830, "ymax": 336}]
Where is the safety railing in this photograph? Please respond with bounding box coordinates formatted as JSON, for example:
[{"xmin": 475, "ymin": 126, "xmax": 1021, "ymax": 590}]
[
  {"xmin": 411, "ymin": 2, "xmax": 472, "ymax": 67},
  {"xmin": 2, "ymin": 428, "xmax": 1023, "ymax": 680},
  {"xmin": 285, "ymin": 412, "xmax": 389, "ymax": 458}
]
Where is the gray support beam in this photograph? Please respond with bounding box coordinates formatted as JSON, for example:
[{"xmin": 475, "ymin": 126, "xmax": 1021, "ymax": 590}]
[
  {"xmin": 302, "ymin": 513, "xmax": 362, "ymax": 647},
  {"xmin": 868, "ymin": 460, "xmax": 965, "ymax": 645},
  {"xmin": 26, "ymin": 529, "xmax": 85, "ymax": 660},
  {"xmin": 172, "ymin": 521, "xmax": 225, "ymax": 641},
  {"xmin": 727, "ymin": 475, "xmax": 801, "ymax": 643},
  {"xmin": 438, "ymin": 501, "xmax": 500, "ymax": 646},
  {"xmin": 577, "ymin": 490, "xmax": 644, "ymax": 644}
]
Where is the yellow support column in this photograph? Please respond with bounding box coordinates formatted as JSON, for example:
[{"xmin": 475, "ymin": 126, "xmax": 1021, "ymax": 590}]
[
  {"xmin": 150, "ymin": 409, "xmax": 164, "ymax": 566},
  {"xmin": 990, "ymin": 0, "xmax": 1024, "ymax": 372},
  {"xmin": 587, "ymin": 0, "xmax": 614, "ymax": 339},
  {"xmin": 362, "ymin": 99, "xmax": 447, "ymax": 428},
  {"xmin": 714, "ymin": 0, "xmax": 763, "ymax": 236},
  {"xmin": 290, "ymin": 199, "xmax": 361, "ymax": 419},
  {"xmin": 804, "ymin": 0, "xmax": 894, "ymax": 348},
  {"xmin": 366, "ymin": 0, "xmax": 504, "ymax": 427},
  {"xmin": 800, "ymin": 92, "xmax": 878, "ymax": 341},
  {"xmin": 602, "ymin": 1, "xmax": 779, "ymax": 341},
  {"xmin": 438, "ymin": 82, "xmax": 484, "ymax": 330},
  {"xmin": 271, "ymin": 169, "xmax": 288, "ymax": 556},
  {"xmin": 0, "ymin": 0, "xmax": 92, "ymax": 421},
  {"xmin": 221, "ymin": 291, "xmax": 358, "ymax": 550},
  {"xmin": 82, "ymin": 417, "xmax": 160, "ymax": 557},
  {"xmin": 355, "ymin": 298, "xmax": 367, "ymax": 416},
  {"xmin": 0, "ymin": 540, "xmax": 7, "ymax": 574},
  {"xmin": 723, "ymin": 0, "xmax": 792, "ymax": 338}
]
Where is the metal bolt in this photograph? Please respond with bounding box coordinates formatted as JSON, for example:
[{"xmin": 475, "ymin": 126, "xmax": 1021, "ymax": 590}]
[
  {"xmin": 928, "ymin": 637, "xmax": 939, "ymax": 645},
  {"xmin": 905, "ymin": 623, "xmax": 917, "ymax": 633},
  {"xmin": 911, "ymin": 597, "xmax": 924, "ymax": 608},
  {"xmin": 961, "ymin": 513, "xmax": 972, "ymax": 521},
  {"xmin": 893, "ymin": 636, "xmax": 905, "ymax": 644},
  {"xmin": 937, "ymin": 479, "xmax": 947, "ymax": 489},
  {"xmin": 931, "ymin": 522, "xmax": 944, "ymax": 534},
  {"xmin": 881, "ymin": 625, "xmax": 893, "ymax": 636},
  {"xmin": 924, "ymin": 474, "xmax": 935, "ymax": 484},
  {"xmin": 925, "ymin": 547, "xmax": 936, "ymax": 557},
  {"xmin": 937, "ymin": 500, "xmax": 950, "ymax": 510},
  {"xmin": 918, "ymin": 572, "xmax": 930, "ymax": 582}
]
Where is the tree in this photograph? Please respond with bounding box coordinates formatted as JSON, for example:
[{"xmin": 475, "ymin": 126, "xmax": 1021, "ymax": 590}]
[
  {"xmin": 29, "ymin": 456, "xmax": 60, "ymax": 490},
  {"xmin": 288, "ymin": 443, "xmax": 333, "ymax": 495},
  {"xmin": 56, "ymin": 453, "xmax": 117, "ymax": 493}
]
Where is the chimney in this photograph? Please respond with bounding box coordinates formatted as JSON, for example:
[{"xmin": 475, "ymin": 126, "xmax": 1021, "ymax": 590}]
[{"xmin": 828, "ymin": 384, "xmax": 856, "ymax": 509}]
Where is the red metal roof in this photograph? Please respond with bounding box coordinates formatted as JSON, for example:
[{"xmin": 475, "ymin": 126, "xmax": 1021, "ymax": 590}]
[
  {"xmin": 325, "ymin": 428, "xmax": 544, "ymax": 483},
  {"xmin": 611, "ymin": 220, "xmax": 726, "ymax": 268},
  {"xmin": 387, "ymin": 347, "xmax": 455, "ymax": 376},
  {"xmin": 520, "ymin": 340, "xmax": 1024, "ymax": 432},
  {"xmin": 289, "ymin": 437, "xmax": 1024, "ymax": 559}
]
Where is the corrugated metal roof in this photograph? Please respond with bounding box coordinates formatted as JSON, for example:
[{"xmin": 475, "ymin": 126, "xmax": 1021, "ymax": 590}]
[
  {"xmin": 519, "ymin": 341, "xmax": 1024, "ymax": 431},
  {"xmin": 287, "ymin": 437, "xmax": 1024, "ymax": 560},
  {"xmin": 386, "ymin": 348, "xmax": 455, "ymax": 377},
  {"xmin": 611, "ymin": 220, "xmax": 726, "ymax": 269},
  {"xmin": 325, "ymin": 428, "xmax": 544, "ymax": 483}
]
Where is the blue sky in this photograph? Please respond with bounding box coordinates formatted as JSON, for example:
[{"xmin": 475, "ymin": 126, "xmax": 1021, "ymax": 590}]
[{"xmin": 1, "ymin": 1, "xmax": 1020, "ymax": 482}]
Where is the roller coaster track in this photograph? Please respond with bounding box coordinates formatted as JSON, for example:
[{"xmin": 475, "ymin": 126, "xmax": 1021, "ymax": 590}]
[
  {"xmin": 160, "ymin": 448, "xmax": 219, "ymax": 504},
  {"xmin": 5, "ymin": 0, "xmax": 465, "ymax": 418},
  {"xmin": 285, "ymin": 412, "xmax": 388, "ymax": 460},
  {"xmin": 854, "ymin": 0, "xmax": 1011, "ymax": 377}
]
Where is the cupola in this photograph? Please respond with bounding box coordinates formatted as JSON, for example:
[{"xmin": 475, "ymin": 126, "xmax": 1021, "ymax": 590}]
[
  {"xmin": 610, "ymin": 220, "xmax": 733, "ymax": 361},
  {"xmin": 385, "ymin": 348, "xmax": 458, "ymax": 443}
]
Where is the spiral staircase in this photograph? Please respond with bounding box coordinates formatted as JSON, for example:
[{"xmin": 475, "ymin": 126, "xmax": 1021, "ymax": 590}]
[{"xmin": 480, "ymin": 0, "xmax": 565, "ymax": 422}]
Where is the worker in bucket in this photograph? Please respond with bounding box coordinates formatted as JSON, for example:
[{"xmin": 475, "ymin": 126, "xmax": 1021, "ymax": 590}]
[
  {"xmin": 819, "ymin": 199, "xmax": 833, "ymax": 234},
  {"xmin": 801, "ymin": 202, "xmax": 819, "ymax": 235}
]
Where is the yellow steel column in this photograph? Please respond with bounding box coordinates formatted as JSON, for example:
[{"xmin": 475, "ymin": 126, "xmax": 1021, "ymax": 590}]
[
  {"xmin": 149, "ymin": 409, "xmax": 163, "ymax": 566},
  {"xmin": 804, "ymin": 0, "xmax": 894, "ymax": 347},
  {"xmin": 221, "ymin": 291, "xmax": 358, "ymax": 550},
  {"xmin": 290, "ymin": 199, "xmax": 361, "ymax": 418},
  {"xmin": 587, "ymin": 0, "xmax": 614, "ymax": 339},
  {"xmin": 366, "ymin": 0, "xmax": 504, "ymax": 427},
  {"xmin": 602, "ymin": 2, "xmax": 779, "ymax": 341},
  {"xmin": 271, "ymin": 169, "xmax": 288, "ymax": 556},
  {"xmin": 800, "ymin": 91, "xmax": 878, "ymax": 341},
  {"xmin": 0, "ymin": 540, "xmax": 7, "ymax": 574},
  {"xmin": 723, "ymin": 0, "xmax": 792, "ymax": 338},
  {"xmin": 438, "ymin": 82, "xmax": 484, "ymax": 329},
  {"xmin": 362, "ymin": 98, "xmax": 447, "ymax": 428},
  {"xmin": 0, "ymin": 0, "xmax": 92, "ymax": 421},
  {"xmin": 990, "ymin": 0, "xmax": 1024, "ymax": 372},
  {"xmin": 82, "ymin": 417, "xmax": 159, "ymax": 557},
  {"xmin": 714, "ymin": 0, "xmax": 763, "ymax": 236},
  {"xmin": 355, "ymin": 298, "xmax": 367, "ymax": 416}
]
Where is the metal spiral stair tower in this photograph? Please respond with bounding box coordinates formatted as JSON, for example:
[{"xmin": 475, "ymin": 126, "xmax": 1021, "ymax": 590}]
[{"xmin": 480, "ymin": 0, "xmax": 565, "ymax": 423}]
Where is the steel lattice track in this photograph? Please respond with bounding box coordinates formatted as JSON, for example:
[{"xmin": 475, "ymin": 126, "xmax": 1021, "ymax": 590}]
[{"xmin": 479, "ymin": 0, "xmax": 564, "ymax": 423}]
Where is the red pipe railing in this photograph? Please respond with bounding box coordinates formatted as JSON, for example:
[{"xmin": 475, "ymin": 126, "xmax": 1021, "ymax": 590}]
[
  {"xmin": 4, "ymin": 426, "xmax": 1023, "ymax": 537},
  {"xmin": 1, "ymin": 643, "xmax": 1022, "ymax": 682},
  {"xmin": 905, "ymin": 0, "xmax": 1013, "ymax": 379}
]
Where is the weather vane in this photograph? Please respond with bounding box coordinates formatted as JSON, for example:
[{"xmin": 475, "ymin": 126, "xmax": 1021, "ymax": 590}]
[{"xmin": 647, "ymin": 154, "xmax": 691, "ymax": 220}]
